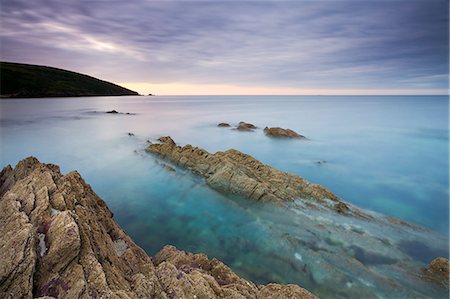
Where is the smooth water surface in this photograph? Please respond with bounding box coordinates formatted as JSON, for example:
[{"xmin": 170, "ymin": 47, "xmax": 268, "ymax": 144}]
[{"xmin": 1, "ymin": 95, "xmax": 448, "ymax": 298}]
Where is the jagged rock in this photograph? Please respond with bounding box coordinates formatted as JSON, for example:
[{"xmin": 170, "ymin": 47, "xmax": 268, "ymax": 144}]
[
  {"xmin": 236, "ymin": 122, "xmax": 257, "ymax": 131},
  {"xmin": 146, "ymin": 136, "xmax": 359, "ymax": 216},
  {"xmin": 153, "ymin": 245, "xmax": 317, "ymax": 299},
  {"xmin": 264, "ymin": 127, "xmax": 305, "ymax": 139},
  {"xmin": 217, "ymin": 123, "xmax": 231, "ymax": 127},
  {"xmin": 0, "ymin": 157, "xmax": 317, "ymax": 299},
  {"xmin": 423, "ymin": 257, "xmax": 450, "ymax": 288}
]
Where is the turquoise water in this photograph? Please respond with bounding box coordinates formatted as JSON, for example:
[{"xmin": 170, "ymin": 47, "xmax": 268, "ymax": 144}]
[{"xmin": 0, "ymin": 95, "xmax": 448, "ymax": 298}]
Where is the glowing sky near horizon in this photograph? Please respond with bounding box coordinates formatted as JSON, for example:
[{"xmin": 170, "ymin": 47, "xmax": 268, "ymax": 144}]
[{"xmin": 0, "ymin": 0, "xmax": 448, "ymax": 95}]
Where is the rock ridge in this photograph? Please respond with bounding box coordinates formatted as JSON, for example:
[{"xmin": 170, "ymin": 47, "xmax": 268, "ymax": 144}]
[
  {"xmin": 146, "ymin": 136, "xmax": 359, "ymax": 216},
  {"xmin": 0, "ymin": 157, "xmax": 317, "ymax": 299}
]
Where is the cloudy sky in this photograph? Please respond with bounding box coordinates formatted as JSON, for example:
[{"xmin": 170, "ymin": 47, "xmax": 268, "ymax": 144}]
[{"xmin": 0, "ymin": 0, "xmax": 448, "ymax": 95}]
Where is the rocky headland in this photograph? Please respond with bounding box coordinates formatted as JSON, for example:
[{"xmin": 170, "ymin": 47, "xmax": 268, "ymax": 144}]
[
  {"xmin": 0, "ymin": 157, "xmax": 317, "ymax": 299},
  {"xmin": 0, "ymin": 62, "xmax": 139, "ymax": 98}
]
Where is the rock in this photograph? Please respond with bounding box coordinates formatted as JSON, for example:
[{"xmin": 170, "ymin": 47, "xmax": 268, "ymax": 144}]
[
  {"xmin": 237, "ymin": 121, "xmax": 257, "ymax": 131},
  {"xmin": 423, "ymin": 257, "xmax": 450, "ymax": 288},
  {"xmin": 0, "ymin": 157, "xmax": 317, "ymax": 299},
  {"xmin": 128, "ymin": 132, "xmax": 135, "ymax": 136},
  {"xmin": 217, "ymin": 123, "xmax": 231, "ymax": 127},
  {"xmin": 335, "ymin": 202, "xmax": 350, "ymax": 214},
  {"xmin": 153, "ymin": 245, "xmax": 318, "ymax": 299},
  {"xmin": 146, "ymin": 136, "xmax": 360, "ymax": 216},
  {"xmin": 106, "ymin": 110, "xmax": 119, "ymax": 114},
  {"xmin": 264, "ymin": 127, "xmax": 305, "ymax": 139}
]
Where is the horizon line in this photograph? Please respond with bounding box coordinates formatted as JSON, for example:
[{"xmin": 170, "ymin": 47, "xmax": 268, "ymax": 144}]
[{"xmin": 142, "ymin": 94, "xmax": 448, "ymax": 97}]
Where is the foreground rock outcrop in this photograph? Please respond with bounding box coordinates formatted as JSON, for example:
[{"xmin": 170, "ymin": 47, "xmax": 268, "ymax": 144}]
[
  {"xmin": 146, "ymin": 136, "xmax": 357, "ymax": 216},
  {"xmin": 263, "ymin": 127, "xmax": 305, "ymax": 139},
  {"xmin": 0, "ymin": 157, "xmax": 317, "ymax": 299}
]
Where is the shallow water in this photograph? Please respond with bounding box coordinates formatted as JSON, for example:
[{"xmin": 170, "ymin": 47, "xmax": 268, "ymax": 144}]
[{"xmin": 0, "ymin": 95, "xmax": 448, "ymax": 298}]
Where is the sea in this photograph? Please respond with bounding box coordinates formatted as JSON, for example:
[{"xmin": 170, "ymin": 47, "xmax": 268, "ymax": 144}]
[{"xmin": 0, "ymin": 95, "xmax": 448, "ymax": 298}]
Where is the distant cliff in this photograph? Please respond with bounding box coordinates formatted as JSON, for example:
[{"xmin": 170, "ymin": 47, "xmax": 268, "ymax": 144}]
[{"xmin": 0, "ymin": 62, "xmax": 139, "ymax": 98}]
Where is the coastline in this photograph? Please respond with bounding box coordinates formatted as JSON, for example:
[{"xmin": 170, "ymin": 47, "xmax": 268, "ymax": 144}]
[{"xmin": 0, "ymin": 157, "xmax": 317, "ymax": 298}]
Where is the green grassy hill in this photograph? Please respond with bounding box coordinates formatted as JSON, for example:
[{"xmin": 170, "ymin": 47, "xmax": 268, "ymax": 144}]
[{"xmin": 0, "ymin": 62, "xmax": 139, "ymax": 98}]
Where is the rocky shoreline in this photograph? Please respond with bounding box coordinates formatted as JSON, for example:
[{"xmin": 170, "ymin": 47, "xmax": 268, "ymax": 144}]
[
  {"xmin": 0, "ymin": 157, "xmax": 317, "ymax": 298},
  {"xmin": 145, "ymin": 136, "xmax": 450, "ymax": 291}
]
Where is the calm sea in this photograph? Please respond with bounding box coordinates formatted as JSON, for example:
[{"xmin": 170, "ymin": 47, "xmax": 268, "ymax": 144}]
[{"xmin": 1, "ymin": 95, "xmax": 448, "ymax": 298}]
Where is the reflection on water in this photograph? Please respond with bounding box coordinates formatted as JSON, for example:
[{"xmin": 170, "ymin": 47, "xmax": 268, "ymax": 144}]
[{"xmin": 0, "ymin": 95, "xmax": 448, "ymax": 298}]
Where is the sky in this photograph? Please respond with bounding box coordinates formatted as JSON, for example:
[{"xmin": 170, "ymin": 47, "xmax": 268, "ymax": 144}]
[{"xmin": 0, "ymin": 0, "xmax": 448, "ymax": 95}]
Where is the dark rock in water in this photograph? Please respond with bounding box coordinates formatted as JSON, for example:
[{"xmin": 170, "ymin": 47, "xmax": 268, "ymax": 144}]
[
  {"xmin": 398, "ymin": 240, "xmax": 449, "ymax": 263},
  {"xmin": 264, "ymin": 127, "xmax": 305, "ymax": 139},
  {"xmin": 237, "ymin": 121, "xmax": 257, "ymax": 131},
  {"xmin": 335, "ymin": 202, "xmax": 350, "ymax": 214},
  {"xmin": 146, "ymin": 136, "xmax": 363, "ymax": 217},
  {"xmin": 162, "ymin": 164, "xmax": 176, "ymax": 172},
  {"xmin": 423, "ymin": 257, "xmax": 450, "ymax": 288},
  {"xmin": 106, "ymin": 110, "xmax": 136, "ymax": 115},
  {"xmin": 217, "ymin": 123, "xmax": 231, "ymax": 127},
  {"xmin": 0, "ymin": 157, "xmax": 317, "ymax": 299},
  {"xmin": 128, "ymin": 132, "xmax": 135, "ymax": 136},
  {"xmin": 350, "ymin": 245, "xmax": 397, "ymax": 266},
  {"xmin": 315, "ymin": 160, "xmax": 327, "ymax": 165}
]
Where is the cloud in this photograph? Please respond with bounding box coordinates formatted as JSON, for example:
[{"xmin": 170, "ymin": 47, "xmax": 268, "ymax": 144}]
[{"xmin": 0, "ymin": 0, "xmax": 448, "ymax": 94}]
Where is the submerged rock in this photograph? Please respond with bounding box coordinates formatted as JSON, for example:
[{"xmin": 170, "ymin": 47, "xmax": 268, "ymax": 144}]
[
  {"xmin": 237, "ymin": 121, "xmax": 257, "ymax": 131},
  {"xmin": 146, "ymin": 136, "xmax": 359, "ymax": 215},
  {"xmin": 264, "ymin": 127, "xmax": 306, "ymax": 139},
  {"xmin": 423, "ymin": 257, "xmax": 450, "ymax": 288},
  {"xmin": 217, "ymin": 122, "xmax": 231, "ymax": 127},
  {"xmin": 0, "ymin": 157, "xmax": 317, "ymax": 299}
]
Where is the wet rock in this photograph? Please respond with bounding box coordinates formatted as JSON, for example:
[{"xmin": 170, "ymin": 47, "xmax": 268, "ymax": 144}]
[
  {"xmin": 217, "ymin": 123, "xmax": 231, "ymax": 127},
  {"xmin": 0, "ymin": 157, "xmax": 317, "ymax": 299},
  {"xmin": 259, "ymin": 283, "xmax": 318, "ymax": 299},
  {"xmin": 154, "ymin": 245, "xmax": 318, "ymax": 299},
  {"xmin": 146, "ymin": 136, "xmax": 358, "ymax": 216},
  {"xmin": 237, "ymin": 121, "xmax": 257, "ymax": 131},
  {"xmin": 335, "ymin": 202, "xmax": 350, "ymax": 214},
  {"xmin": 423, "ymin": 257, "xmax": 450, "ymax": 288},
  {"xmin": 264, "ymin": 127, "xmax": 306, "ymax": 139},
  {"xmin": 106, "ymin": 110, "xmax": 119, "ymax": 114}
]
